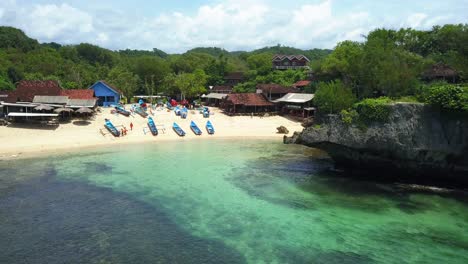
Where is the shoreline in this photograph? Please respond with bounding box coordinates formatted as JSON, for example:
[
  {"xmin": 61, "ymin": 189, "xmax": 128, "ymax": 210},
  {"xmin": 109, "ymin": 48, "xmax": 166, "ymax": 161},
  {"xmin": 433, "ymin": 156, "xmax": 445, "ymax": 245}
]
[
  {"xmin": 0, "ymin": 106, "xmax": 304, "ymax": 161},
  {"xmin": 0, "ymin": 135, "xmax": 285, "ymax": 161}
]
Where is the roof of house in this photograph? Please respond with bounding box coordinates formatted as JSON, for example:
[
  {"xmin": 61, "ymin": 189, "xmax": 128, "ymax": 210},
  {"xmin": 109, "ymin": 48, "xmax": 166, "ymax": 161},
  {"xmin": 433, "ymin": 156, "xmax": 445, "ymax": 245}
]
[
  {"xmin": 423, "ymin": 63, "xmax": 458, "ymax": 78},
  {"xmin": 67, "ymin": 98, "xmax": 98, "ymax": 108},
  {"xmin": 60, "ymin": 89, "xmax": 95, "ymax": 99},
  {"xmin": 257, "ymin": 84, "xmax": 299, "ymax": 94},
  {"xmin": 224, "ymin": 72, "xmax": 245, "ymax": 80},
  {"xmin": 212, "ymin": 85, "xmax": 233, "ymax": 92},
  {"xmin": 33, "ymin": 96, "xmax": 69, "ymax": 104},
  {"xmin": 272, "ymin": 54, "xmax": 310, "ymax": 62},
  {"xmin": 273, "ymin": 93, "xmax": 315, "ymax": 103},
  {"xmin": 294, "ymin": 80, "xmax": 311, "ymax": 87},
  {"xmin": 204, "ymin": 93, "xmax": 228, "ymax": 100},
  {"xmin": 12, "ymin": 80, "xmax": 62, "ymax": 102},
  {"xmin": 226, "ymin": 93, "xmax": 274, "ymax": 106},
  {"xmin": 90, "ymin": 80, "xmax": 123, "ymax": 95}
]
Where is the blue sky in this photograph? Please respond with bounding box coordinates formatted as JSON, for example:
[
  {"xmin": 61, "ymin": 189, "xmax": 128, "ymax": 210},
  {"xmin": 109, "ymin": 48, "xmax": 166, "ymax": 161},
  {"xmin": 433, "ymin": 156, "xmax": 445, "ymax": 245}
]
[{"xmin": 1, "ymin": 0, "xmax": 467, "ymax": 53}]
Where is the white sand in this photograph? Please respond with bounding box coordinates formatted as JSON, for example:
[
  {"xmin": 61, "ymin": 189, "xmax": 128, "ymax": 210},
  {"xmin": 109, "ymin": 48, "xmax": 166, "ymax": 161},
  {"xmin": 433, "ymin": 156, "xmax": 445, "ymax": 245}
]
[{"xmin": 0, "ymin": 106, "xmax": 303, "ymax": 160}]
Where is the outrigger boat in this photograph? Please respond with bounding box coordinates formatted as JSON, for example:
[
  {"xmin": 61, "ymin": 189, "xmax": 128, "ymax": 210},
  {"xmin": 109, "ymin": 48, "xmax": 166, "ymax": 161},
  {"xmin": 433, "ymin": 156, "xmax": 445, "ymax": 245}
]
[
  {"xmin": 147, "ymin": 117, "xmax": 158, "ymax": 136},
  {"xmin": 115, "ymin": 106, "xmax": 131, "ymax": 116},
  {"xmin": 206, "ymin": 120, "xmax": 215, "ymax": 134},
  {"xmin": 135, "ymin": 107, "xmax": 148, "ymax": 118},
  {"xmin": 104, "ymin": 120, "xmax": 120, "ymax": 137},
  {"xmin": 172, "ymin": 122, "xmax": 186, "ymax": 137},
  {"xmin": 190, "ymin": 121, "xmax": 202, "ymax": 135}
]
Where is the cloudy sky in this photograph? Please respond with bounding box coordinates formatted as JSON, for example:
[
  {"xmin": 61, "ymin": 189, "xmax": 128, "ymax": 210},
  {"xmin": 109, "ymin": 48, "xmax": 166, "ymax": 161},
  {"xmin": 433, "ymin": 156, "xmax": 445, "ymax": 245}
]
[{"xmin": 0, "ymin": 0, "xmax": 467, "ymax": 53}]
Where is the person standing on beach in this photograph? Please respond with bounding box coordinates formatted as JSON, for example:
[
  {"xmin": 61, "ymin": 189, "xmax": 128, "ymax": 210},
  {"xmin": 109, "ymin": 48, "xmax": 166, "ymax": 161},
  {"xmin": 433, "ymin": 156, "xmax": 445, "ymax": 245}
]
[{"xmin": 130, "ymin": 122, "xmax": 133, "ymax": 131}]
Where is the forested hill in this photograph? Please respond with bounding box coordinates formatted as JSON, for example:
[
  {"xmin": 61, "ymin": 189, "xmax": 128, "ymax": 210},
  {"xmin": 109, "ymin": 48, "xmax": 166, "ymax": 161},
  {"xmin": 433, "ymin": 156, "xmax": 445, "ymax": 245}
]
[
  {"xmin": 0, "ymin": 24, "xmax": 467, "ymax": 106},
  {"xmin": 0, "ymin": 26, "xmax": 330, "ymax": 96}
]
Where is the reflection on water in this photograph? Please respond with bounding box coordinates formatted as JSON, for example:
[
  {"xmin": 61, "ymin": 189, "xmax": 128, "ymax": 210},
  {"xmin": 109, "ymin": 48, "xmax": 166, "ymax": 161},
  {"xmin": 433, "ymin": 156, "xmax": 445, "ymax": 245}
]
[{"xmin": 0, "ymin": 139, "xmax": 467, "ymax": 264}]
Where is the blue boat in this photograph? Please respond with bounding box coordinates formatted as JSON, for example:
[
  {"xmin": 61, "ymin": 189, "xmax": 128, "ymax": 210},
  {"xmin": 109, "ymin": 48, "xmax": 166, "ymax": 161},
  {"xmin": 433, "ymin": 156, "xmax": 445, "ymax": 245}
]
[
  {"xmin": 206, "ymin": 120, "xmax": 215, "ymax": 135},
  {"xmin": 104, "ymin": 120, "xmax": 120, "ymax": 137},
  {"xmin": 166, "ymin": 102, "xmax": 173, "ymax": 110},
  {"xmin": 190, "ymin": 121, "xmax": 202, "ymax": 135},
  {"xmin": 147, "ymin": 117, "xmax": 158, "ymax": 136},
  {"xmin": 174, "ymin": 106, "xmax": 181, "ymax": 116},
  {"xmin": 172, "ymin": 122, "xmax": 186, "ymax": 137},
  {"xmin": 115, "ymin": 106, "xmax": 130, "ymax": 116},
  {"xmin": 181, "ymin": 107, "xmax": 188, "ymax": 119},
  {"xmin": 135, "ymin": 107, "xmax": 148, "ymax": 118},
  {"xmin": 203, "ymin": 109, "xmax": 210, "ymax": 118}
]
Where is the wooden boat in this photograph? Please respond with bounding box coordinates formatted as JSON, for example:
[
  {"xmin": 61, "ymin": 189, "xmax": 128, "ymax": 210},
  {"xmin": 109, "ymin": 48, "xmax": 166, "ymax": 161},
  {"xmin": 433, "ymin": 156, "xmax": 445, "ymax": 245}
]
[
  {"xmin": 147, "ymin": 117, "xmax": 158, "ymax": 136},
  {"xmin": 104, "ymin": 120, "xmax": 120, "ymax": 137},
  {"xmin": 172, "ymin": 122, "xmax": 186, "ymax": 137},
  {"xmin": 206, "ymin": 120, "xmax": 215, "ymax": 135},
  {"xmin": 115, "ymin": 106, "xmax": 131, "ymax": 116},
  {"xmin": 190, "ymin": 121, "xmax": 202, "ymax": 135},
  {"xmin": 135, "ymin": 107, "xmax": 148, "ymax": 118}
]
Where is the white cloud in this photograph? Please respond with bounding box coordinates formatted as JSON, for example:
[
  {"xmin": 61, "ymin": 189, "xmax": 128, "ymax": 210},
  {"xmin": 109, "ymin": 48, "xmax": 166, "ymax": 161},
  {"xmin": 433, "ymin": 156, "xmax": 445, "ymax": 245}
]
[
  {"xmin": 406, "ymin": 13, "xmax": 428, "ymax": 28},
  {"xmin": 0, "ymin": 0, "xmax": 465, "ymax": 52}
]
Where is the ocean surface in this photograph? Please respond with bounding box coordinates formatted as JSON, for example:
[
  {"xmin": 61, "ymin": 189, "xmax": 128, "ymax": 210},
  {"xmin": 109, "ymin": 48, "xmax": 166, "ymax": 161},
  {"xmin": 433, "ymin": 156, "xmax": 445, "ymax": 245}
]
[{"xmin": 0, "ymin": 139, "xmax": 467, "ymax": 264}]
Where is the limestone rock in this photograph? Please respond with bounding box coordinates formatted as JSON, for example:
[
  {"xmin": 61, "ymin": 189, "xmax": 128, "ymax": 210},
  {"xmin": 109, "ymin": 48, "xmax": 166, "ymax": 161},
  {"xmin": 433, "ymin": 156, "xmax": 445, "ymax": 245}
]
[
  {"xmin": 286, "ymin": 103, "xmax": 468, "ymax": 181},
  {"xmin": 277, "ymin": 126, "xmax": 289, "ymax": 134}
]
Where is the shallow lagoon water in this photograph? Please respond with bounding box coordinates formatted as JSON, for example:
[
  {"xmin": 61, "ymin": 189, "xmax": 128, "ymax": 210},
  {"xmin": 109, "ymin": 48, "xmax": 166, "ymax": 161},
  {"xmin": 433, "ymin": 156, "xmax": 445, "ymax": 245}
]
[{"xmin": 0, "ymin": 139, "xmax": 467, "ymax": 263}]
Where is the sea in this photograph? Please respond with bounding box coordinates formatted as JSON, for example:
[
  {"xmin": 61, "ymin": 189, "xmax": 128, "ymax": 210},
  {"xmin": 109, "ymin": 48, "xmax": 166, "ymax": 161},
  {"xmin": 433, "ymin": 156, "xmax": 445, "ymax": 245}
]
[{"xmin": 0, "ymin": 139, "xmax": 467, "ymax": 263}]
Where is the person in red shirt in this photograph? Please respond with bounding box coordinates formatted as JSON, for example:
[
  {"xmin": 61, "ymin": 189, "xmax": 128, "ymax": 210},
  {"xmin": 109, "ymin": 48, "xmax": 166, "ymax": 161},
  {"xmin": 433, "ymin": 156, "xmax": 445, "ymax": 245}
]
[{"xmin": 130, "ymin": 122, "xmax": 133, "ymax": 131}]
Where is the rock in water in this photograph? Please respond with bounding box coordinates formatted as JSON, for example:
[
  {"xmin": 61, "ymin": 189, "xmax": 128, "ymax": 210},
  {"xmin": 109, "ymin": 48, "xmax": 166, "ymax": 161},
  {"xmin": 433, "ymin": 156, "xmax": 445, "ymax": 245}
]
[
  {"xmin": 286, "ymin": 103, "xmax": 468, "ymax": 183},
  {"xmin": 277, "ymin": 126, "xmax": 289, "ymax": 134}
]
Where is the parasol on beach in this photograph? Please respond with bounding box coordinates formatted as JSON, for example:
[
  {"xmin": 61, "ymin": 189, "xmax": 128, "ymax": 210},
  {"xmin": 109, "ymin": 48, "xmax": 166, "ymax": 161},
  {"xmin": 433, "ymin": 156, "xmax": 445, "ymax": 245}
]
[
  {"xmin": 75, "ymin": 107, "xmax": 93, "ymax": 114},
  {"xmin": 34, "ymin": 104, "xmax": 54, "ymax": 111},
  {"xmin": 54, "ymin": 107, "xmax": 74, "ymax": 113}
]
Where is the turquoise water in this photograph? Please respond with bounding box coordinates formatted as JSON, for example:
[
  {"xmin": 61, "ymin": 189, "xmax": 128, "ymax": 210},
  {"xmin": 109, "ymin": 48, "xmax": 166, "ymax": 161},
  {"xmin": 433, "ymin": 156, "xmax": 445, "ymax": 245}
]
[{"xmin": 0, "ymin": 139, "xmax": 467, "ymax": 263}]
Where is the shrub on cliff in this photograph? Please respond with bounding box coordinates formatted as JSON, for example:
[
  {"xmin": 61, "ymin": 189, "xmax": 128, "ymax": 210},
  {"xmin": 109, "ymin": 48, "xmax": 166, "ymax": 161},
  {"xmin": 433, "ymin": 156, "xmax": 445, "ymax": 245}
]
[
  {"xmin": 354, "ymin": 97, "xmax": 392, "ymax": 122},
  {"xmin": 314, "ymin": 80, "xmax": 356, "ymax": 114},
  {"xmin": 423, "ymin": 84, "xmax": 468, "ymax": 111}
]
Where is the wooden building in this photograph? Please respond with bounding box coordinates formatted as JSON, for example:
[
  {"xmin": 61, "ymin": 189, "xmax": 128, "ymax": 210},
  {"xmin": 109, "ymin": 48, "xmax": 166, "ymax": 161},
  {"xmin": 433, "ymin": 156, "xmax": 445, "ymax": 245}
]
[
  {"xmin": 224, "ymin": 72, "xmax": 245, "ymax": 86},
  {"xmin": 422, "ymin": 63, "xmax": 459, "ymax": 83},
  {"xmin": 272, "ymin": 55, "xmax": 310, "ymax": 70},
  {"xmin": 256, "ymin": 84, "xmax": 299, "ymax": 101},
  {"xmin": 224, "ymin": 93, "xmax": 274, "ymax": 114},
  {"xmin": 273, "ymin": 93, "xmax": 315, "ymax": 118},
  {"xmin": 211, "ymin": 85, "xmax": 234, "ymax": 94}
]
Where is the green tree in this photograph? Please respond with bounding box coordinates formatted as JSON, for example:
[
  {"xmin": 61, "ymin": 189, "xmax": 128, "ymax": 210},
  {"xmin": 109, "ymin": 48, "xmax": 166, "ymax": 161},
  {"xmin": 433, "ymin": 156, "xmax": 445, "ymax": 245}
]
[
  {"xmin": 314, "ymin": 80, "xmax": 357, "ymax": 114},
  {"xmin": 107, "ymin": 66, "xmax": 139, "ymax": 102},
  {"xmin": 246, "ymin": 53, "xmax": 273, "ymax": 76}
]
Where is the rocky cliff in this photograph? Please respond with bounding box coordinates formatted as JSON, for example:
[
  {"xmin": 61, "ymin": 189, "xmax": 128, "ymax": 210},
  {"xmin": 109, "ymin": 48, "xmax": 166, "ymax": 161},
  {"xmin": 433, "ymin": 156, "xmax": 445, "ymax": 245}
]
[{"xmin": 285, "ymin": 103, "xmax": 468, "ymax": 184}]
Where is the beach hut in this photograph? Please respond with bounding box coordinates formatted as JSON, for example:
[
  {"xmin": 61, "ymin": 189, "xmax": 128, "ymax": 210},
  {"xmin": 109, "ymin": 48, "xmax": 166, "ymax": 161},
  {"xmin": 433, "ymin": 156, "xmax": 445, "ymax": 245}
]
[
  {"xmin": 89, "ymin": 81, "xmax": 122, "ymax": 107},
  {"xmin": 224, "ymin": 93, "xmax": 275, "ymax": 114}
]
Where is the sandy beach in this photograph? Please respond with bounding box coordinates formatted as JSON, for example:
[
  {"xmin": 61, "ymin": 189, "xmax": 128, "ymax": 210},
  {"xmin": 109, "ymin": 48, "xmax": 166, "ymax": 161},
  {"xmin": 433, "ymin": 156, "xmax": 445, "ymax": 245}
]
[{"xmin": 0, "ymin": 106, "xmax": 303, "ymax": 160}]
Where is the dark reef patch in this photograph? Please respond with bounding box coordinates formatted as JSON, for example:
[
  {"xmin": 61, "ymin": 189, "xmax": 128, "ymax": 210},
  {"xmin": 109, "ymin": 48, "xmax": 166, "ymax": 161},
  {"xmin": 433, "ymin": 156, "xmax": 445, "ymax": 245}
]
[{"xmin": 0, "ymin": 176, "xmax": 245, "ymax": 264}]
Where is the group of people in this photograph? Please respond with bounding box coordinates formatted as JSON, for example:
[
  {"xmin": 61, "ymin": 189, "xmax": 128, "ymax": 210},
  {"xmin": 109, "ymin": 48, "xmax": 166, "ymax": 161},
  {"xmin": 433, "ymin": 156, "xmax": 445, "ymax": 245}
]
[{"xmin": 120, "ymin": 122, "xmax": 133, "ymax": 137}]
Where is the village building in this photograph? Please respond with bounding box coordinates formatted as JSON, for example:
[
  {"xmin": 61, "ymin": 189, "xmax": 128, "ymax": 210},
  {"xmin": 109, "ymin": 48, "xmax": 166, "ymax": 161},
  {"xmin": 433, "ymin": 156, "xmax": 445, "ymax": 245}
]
[
  {"xmin": 211, "ymin": 85, "xmax": 233, "ymax": 94},
  {"xmin": 256, "ymin": 84, "xmax": 299, "ymax": 101},
  {"xmin": 202, "ymin": 93, "xmax": 228, "ymax": 107},
  {"xmin": 89, "ymin": 81, "xmax": 122, "ymax": 107},
  {"xmin": 272, "ymin": 55, "xmax": 310, "ymax": 70},
  {"xmin": 0, "ymin": 80, "xmax": 98, "ymax": 121},
  {"xmin": 293, "ymin": 80, "xmax": 312, "ymax": 91},
  {"xmin": 422, "ymin": 63, "xmax": 459, "ymax": 83},
  {"xmin": 273, "ymin": 93, "xmax": 315, "ymax": 118},
  {"xmin": 224, "ymin": 72, "xmax": 245, "ymax": 86},
  {"xmin": 223, "ymin": 93, "xmax": 275, "ymax": 114}
]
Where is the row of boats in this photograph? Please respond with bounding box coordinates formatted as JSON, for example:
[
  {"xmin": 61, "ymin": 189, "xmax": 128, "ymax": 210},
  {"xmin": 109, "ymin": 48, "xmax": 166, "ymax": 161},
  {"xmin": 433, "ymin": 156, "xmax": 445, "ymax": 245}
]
[{"xmin": 104, "ymin": 118, "xmax": 215, "ymax": 137}]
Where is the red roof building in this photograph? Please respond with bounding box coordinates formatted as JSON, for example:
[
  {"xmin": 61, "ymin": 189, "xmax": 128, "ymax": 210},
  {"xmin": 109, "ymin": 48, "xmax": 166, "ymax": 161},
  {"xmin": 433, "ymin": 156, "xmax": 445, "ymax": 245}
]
[
  {"xmin": 7, "ymin": 80, "xmax": 62, "ymax": 103},
  {"xmin": 60, "ymin": 89, "xmax": 95, "ymax": 99},
  {"xmin": 293, "ymin": 80, "xmax": 311, "ymax": 88},
  {"xmin": 224, "ymin": 93, "xmax": 274, "ymax": 113}
]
